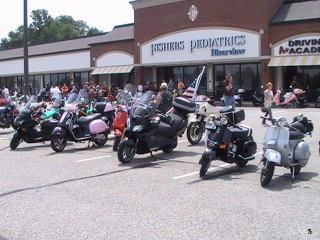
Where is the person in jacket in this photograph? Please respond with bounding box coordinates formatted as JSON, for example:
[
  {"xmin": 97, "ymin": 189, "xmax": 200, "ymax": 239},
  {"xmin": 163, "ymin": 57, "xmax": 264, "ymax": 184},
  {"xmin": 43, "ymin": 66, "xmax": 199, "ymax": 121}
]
[
  {"xmin": 156, "ymin": 82, "xmax": 173, "ymax": 113},
  {"xmin": 223, "ymin": 71, "xmax": 235, "ymax": 106}
]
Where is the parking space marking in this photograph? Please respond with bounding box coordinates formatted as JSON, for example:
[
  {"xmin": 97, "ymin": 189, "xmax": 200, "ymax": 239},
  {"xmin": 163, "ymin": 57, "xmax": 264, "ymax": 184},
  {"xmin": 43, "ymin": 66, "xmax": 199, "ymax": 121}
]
[
  {"xmin": 76, "ymin": 155, "xmax": 111, "ymax": 163},
  {"xmin": 173, "ymin": 163, "xmax": 231, "ymax": 180}
]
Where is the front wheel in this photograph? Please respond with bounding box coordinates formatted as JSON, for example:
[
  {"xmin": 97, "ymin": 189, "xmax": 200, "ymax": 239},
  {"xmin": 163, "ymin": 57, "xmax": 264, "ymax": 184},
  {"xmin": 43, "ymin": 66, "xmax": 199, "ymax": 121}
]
[
  {"xmin": 10, "ymin": 132, "xmax": 23, "ymax": 150},
  {"xmin": 113, "ymin": 136, "xmax": 121, "ymax": 151},
  {"xmin": 118, "ymin": 140, "xmax": 136, "ymax": 163},
  {"xmin": 51, "ymin": 136, "xmax": 67, "ymax": 152},
  {"xmin": 187, "ymin": 122, "xmax": 203, "ymax": 145},
  {"xmin": 199, "ymin": 151, "xmax": 214, "ymax": 177},
  {"xmin": 260, "ymin": 160, "xmax": 275, "ymax": 187},
  {"xmin": 93, "ymin": 132, "xmax": 108, "ymax": 146}
]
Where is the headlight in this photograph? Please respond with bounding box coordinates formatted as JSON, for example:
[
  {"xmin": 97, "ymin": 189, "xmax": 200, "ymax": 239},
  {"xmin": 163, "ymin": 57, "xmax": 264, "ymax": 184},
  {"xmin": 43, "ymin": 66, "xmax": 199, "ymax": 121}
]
[
  {"xmin": 220, "ymin": 116, "xmax": 228, "ymax": 125},
  {"xmin": 277, "ymin": 117, "xmax": 287, "ymax": 127},
  {"xmin": 132, "ymin": 125, "xmax": 142, "ymax": 132}
]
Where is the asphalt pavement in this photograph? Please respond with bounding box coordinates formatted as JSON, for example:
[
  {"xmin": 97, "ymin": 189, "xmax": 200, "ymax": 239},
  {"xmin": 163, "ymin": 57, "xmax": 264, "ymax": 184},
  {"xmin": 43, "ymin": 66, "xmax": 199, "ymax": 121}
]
[{"xmin": 0, "ymin": 106, "xmax": 319, "ymax": 240}]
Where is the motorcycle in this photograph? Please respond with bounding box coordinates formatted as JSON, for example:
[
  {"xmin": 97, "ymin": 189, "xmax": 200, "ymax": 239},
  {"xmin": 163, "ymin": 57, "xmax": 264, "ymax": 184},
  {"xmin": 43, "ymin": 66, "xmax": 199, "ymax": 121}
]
[
  {"xmin": 260, "ymin": 114, "xmax": 313, "ymax": 186},
  {"xmin": 50, "ymin": 102, "xmax": 111, "ymax": 152},
  {"xmin": 0, "ymin": 98, "xmax": 19, "ymax": 129},
  {"xmin": 10, "ymin": 96, "xmax": 59, "ymax": 150},
  {"xmin": 199, "ymin": 106, "xmax": 257, "ymax": 177},
  {"xmin": 251, "ymin": 91, "xmax": 264, "ymax": 107},
  {"xmin": 40, "ymin": 99, "xmax": 65, "ymax": 120},
  {"xmin": 112, "ymin": 90, "xmax": 133, "ymax": 151},
  {"xmin": 117, "ymin": 91, "xmax": 197, "ymax": 163},
  {"xmin": 220, "ymin": 89, "xmax": 245, "ymax": 107},
  {"xmin": 186, "ymin": 95, "xmax": 219, "ymax": 145}
]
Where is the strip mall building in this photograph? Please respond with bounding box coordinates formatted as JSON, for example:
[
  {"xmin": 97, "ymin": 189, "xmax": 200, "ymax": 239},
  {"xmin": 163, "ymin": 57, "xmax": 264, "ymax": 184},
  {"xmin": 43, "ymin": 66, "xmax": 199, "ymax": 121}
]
[{"xmin": 0, "ymin": 0, "xmax": 319, "ymax": 100}]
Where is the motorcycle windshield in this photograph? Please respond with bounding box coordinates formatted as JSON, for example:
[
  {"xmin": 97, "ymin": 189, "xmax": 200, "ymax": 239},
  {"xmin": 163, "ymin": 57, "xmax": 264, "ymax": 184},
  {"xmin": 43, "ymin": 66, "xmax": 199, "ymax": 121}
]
[
  {"xmin": 14, "ymin": 96, "xmax": 37, "ymax": 124},
  {"xmin": 115, "ymin": 90, "xmax": 133, "ymax": 106},
  {"xmin": 131, "ymin": 91, "xmax": 158, "ymax": 117}
]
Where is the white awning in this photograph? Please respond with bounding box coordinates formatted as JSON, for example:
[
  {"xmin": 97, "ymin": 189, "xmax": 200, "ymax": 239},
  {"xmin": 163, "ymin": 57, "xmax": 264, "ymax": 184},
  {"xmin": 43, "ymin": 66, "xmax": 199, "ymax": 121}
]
[
  {"xmin": 268, "ymin": 55, "xmax": 320, "ymax": 67},
  {"xmin": 91, "ymin": 65, "xmax": 133, "ymax": 75}
]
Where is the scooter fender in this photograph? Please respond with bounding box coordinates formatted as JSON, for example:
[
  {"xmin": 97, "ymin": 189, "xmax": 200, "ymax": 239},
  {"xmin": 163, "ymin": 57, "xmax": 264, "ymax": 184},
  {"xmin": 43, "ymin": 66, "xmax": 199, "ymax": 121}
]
[
  {"xmin": 51, "ymin": 127, "xmax": 66, "ymax": 137},
  {"xmin": 264, "ymin": 149, "xmax": 281, "ymax": 164}
]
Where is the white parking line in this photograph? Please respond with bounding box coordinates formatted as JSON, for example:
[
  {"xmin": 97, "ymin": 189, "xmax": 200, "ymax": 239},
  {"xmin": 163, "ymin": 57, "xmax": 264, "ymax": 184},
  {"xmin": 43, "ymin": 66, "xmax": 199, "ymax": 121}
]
[
  {"xmin": 77, "ymin": 155, "xmax": 111, "ymax": 163},
  {"xmin": 174, "ymin": 163, "xmax": 231, "ymax": 180},
  {"xmin": 178, "ymin": 139, "xmax": 189, "ymax": 143}
]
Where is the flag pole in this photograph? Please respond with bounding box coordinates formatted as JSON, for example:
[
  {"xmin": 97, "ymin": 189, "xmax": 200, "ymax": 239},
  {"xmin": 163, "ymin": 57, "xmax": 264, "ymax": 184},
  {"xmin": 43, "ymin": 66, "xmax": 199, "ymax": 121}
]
[{"xmin": 23, "ymin": 0, "xmax": 30, "ymax": 97}]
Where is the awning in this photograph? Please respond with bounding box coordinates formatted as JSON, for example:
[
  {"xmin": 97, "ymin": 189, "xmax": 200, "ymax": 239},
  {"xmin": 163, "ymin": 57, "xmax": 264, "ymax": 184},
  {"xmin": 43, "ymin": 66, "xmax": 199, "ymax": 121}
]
[
  {"xmin": 91, "ymin": 65, "xmax": 133, "ymax": 75},
  {"xmin": 268, "ymin": 55, "xmax": 320, "ymax": 67}
]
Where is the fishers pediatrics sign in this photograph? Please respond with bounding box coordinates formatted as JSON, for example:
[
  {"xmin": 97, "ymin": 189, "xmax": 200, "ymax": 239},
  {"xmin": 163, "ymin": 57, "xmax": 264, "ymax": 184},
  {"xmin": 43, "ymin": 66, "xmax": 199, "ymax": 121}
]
[
  {"xmin": 141, "ymin": 28, "xmax": 260, "ymax": 65},
  {"xmin": 273, "ymin": 35, "xmax": 320, "ymax": 57}
]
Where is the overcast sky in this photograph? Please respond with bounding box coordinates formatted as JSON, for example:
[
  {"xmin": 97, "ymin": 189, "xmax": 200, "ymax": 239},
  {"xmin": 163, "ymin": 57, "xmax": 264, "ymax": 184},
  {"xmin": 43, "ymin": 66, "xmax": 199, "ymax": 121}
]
[{"xmin": 0, "ymin": 0, "xmax": 134, "ymax": 39}]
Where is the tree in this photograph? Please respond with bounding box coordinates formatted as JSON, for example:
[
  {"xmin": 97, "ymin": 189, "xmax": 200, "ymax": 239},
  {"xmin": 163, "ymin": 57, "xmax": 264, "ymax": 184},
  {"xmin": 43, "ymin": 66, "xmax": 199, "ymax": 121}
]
[{"xmin": 0, "ymin": 9, "xmax": 103, "ymax": 50}]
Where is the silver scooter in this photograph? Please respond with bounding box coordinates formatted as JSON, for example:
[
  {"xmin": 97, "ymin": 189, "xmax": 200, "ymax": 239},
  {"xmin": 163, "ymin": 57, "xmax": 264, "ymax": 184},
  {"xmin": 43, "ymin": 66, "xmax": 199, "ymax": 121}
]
[{"xmin": 260, "ymin": 114, "xmax": 313, "ymax": 186}]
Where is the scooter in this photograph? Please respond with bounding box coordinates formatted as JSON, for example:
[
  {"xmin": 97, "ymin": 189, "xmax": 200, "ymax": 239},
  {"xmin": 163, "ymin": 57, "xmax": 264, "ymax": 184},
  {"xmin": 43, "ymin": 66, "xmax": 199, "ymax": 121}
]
[
  {"xmin": 0, "ymin": 99, "xmax": 19, "ymax": 129},
  {"xmin": 50, "ymin": 103, "xmax": 110, "ymax": 152},
  {"xmin": 273, "ymin": 89, "xmax": 308, "ymax": 108},
  {"xmin": 186, "ymin": 95, "xmax": 219, "ymax": 145},
  {"xmin": 112, "ymin": 90, "xmax": 133, "ymax": 151},
  {"xmin": 10, "ymin": 96, "xmax": 59, "ymax": 150},
  {"xmin": 220, "ymin": 89, "xmax": 245, "ymax": 107},
  {"xmin": 117, "ymin": 91, "xmax": 197, "ymax": 163},
  {"xmin": 251, "ymin": 91, "xmax": 264, "ymax": 107},
  {"xmin": 260, "ymin": 114, "xmax": 313, "ymax": 186},
  {"xmin": 199, "ymin": 106, "xmax": 257, "ymax": 177}
]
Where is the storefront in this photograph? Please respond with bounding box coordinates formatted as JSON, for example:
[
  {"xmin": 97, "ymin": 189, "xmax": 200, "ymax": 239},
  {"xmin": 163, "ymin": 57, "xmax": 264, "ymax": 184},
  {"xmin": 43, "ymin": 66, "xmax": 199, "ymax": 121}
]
[{"xmin": 268, "ymin": 34, "xmax": 320, "ymax": 101}]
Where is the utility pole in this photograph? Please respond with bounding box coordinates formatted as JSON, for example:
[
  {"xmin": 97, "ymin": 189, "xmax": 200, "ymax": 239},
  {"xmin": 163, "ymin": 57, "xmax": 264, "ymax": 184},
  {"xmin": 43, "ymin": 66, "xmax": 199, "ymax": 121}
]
[{"xmin": 23, "ymin": 0, "xmax": 29, "ymax": 96}]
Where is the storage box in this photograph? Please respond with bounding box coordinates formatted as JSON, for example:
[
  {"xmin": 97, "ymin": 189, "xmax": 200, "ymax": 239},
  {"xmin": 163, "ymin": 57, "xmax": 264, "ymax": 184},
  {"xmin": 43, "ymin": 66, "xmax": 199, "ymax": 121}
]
[
  {"xmin": 224, "ymin": 109, "xmax": 245, "ymax": 124},
  {"xmin": 173, "ymin": 97, "xmax": 197, "ymax": 114}
]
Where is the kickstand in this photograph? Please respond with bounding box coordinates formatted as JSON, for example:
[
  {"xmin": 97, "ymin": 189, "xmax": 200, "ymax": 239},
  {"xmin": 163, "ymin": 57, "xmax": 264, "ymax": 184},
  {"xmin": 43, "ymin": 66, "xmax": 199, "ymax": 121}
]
[
  {"xmin": 150, "ymin": 150, "xmax": 156, "ymax": 161},
  {"xmin": 291, "ymin": 168, "xmax": 295, "ymax": 182},
  {"xmin": 88, "ymin": 140, "xmax": 95, "ymax": 148}
]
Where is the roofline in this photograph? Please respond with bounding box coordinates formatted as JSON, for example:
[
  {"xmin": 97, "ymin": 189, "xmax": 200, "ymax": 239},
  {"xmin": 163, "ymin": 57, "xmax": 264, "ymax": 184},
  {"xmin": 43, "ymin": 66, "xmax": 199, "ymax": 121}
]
[
  {"xmin": 113, "ymin": 23, "xmax": 134, "ymax": 29},
  {"xmin": 269, "ymin": 17, "xmax": 320, "ymax": 26},
  {"xmin": 89, "ymin": 38, "xmax": 134, "ymax": 46},
  {"xmin": 130, "ymin": 0, "xmax": 186, "ymax": 10}
]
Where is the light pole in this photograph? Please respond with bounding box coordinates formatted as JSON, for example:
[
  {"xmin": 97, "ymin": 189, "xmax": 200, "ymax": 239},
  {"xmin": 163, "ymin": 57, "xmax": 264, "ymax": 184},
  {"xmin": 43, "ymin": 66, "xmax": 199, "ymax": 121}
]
[{"xmin": 23, "ymin": 0, "xmax": 30, "ymax": 96}]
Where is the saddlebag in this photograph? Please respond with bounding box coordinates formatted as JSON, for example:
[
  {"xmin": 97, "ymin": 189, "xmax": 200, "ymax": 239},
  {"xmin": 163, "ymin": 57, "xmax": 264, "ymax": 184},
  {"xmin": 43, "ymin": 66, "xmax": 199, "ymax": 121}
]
[{"xmin": 173, "ymin": 97, "xmax": 197, "ymax": 114}]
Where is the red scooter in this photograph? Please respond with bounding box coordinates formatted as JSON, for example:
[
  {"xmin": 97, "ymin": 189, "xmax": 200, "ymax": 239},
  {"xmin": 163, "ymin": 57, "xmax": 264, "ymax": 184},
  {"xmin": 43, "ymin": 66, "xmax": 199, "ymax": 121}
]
[{"xmin": 112, "ymin": 90, "xmax": 133, "ymax": 151}]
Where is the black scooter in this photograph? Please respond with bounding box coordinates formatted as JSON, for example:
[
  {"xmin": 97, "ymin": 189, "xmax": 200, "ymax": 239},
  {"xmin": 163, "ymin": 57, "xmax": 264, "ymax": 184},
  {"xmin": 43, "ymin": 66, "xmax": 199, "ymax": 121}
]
[
  {"xmin": 199, "ymin": 106, "xmax": 257, "ymax": 177},
  {"xmin": 117, "ymin": 91, "xmax": 197, "ymax": 163},
  {"xmin": 251, "ymin": 91, "xmax": 264, "ymax": 107},
  {"xmin": 10, "ymin": 97, "xmax": 59, "ymax": 150},
  {"xmin": 0, "ymin": 99, "xmax": 19, "ymax": 129}
]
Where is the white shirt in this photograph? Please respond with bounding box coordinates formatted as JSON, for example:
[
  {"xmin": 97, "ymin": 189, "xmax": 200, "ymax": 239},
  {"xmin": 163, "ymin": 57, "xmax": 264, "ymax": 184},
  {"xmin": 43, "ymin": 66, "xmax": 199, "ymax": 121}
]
[{"xmin": 50, "ymin": 87, "xmax": 61, "ymax": 99}]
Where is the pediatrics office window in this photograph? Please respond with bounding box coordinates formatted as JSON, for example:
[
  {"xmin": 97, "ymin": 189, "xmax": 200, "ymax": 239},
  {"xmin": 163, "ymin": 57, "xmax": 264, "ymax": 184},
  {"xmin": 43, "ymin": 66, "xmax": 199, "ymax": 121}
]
[{"xmin": 213, "ymin": 63, "xmax": 261, "ymax": 100}]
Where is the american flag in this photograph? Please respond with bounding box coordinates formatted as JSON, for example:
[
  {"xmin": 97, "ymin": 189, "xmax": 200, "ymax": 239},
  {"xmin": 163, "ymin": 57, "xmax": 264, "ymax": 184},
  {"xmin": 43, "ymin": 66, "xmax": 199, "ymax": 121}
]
[{"xmin": 181, "ymin": 66, "xmax": 206, "ymax": 100}]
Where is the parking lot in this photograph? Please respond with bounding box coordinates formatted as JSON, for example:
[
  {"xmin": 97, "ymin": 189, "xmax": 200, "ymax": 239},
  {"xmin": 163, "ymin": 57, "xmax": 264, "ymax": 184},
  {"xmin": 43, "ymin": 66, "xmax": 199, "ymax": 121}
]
[{"xmin": 0, "ymin": 106, "xmax": 320, "ymax": 240}]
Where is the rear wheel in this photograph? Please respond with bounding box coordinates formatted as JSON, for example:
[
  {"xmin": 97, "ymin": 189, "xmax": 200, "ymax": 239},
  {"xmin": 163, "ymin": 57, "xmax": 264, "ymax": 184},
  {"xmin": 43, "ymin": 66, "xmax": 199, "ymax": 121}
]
[
  {"xmin": 187, "ymin": 122, "xmax": 203, "ymax": 145},
  {"xmin": 10, "ymin": 132, "xmax": 23, "ymax": 150},
  {"xmin": 113, "ymin": 136, "xmax": 121, "ymax": 151},
  {"xmin": 118, "ymin": 140, "xmax": 136, "ymax": 163},
  {"xmin": 260, "ymin": 160, "xmax": 275, "ymax": 187},
  {"xmin": 93, "ymin": 132, "xmax": 108, "ymax": 146},
  {"xmin": 51, "ymin": 136, "xmax": 67, "ymax": 152}
]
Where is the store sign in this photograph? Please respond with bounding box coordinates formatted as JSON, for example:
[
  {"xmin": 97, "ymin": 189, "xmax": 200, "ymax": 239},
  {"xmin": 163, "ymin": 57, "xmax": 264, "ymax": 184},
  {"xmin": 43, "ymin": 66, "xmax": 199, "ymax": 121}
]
[
  {"xmin": 273, "ymin": 35, "xmax": 320, "ymax": 57},
  {"xmin": 141, "ymin": 28, "xmax": 260, "ymax": 65}
]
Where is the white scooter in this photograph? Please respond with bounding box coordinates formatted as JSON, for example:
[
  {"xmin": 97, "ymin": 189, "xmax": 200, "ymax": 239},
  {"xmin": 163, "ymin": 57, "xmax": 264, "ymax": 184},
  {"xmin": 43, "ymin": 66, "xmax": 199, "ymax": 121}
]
[
  {"xmin": 260, "ymin": 114, "xmax": 313, "ymax": 186},
  {"xmin": 186, "ymin": 96, "xmax": 219, "ymax": 144}
]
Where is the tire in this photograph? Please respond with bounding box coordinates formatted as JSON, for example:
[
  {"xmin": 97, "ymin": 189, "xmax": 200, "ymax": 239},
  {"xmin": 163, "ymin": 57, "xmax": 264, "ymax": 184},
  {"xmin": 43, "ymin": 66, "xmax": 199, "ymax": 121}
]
[
  {"xmin": 113, "ymin": 136, "xmax": 121, "ymax": 151},
  {"xmin": 186, "ymin": 122, "xmax": 203, "ymax": 145},
  {"xmin": 162, "ymin": 146, "xmax": 175, "ymax": 153},
  {"xmin": 236, "ymin": 159, "xmax": 248, "ymax": 168},
  {"xmin": 199, "ymin": 151, "xmax": 214, "ymax": 177},
  {"xmin": 260, "ymin": 160, "xmax": 275, "ymax": 187},
  {"xmin": 93, "ymin": 132, "xmax": 108, "ymax": 146},
  {"xmin": 10, "ymin": 132, "xmax": 23, "ymax": 150},
  {"xmin": 290, "ymin": 165, "xmax": 301, "ymax": 176},
  {"xmin": 51, "ymin": 136, "xmax": 67, "ymax": 152},
  {"xmin": 118, "ymin": 140, "xmax": 136, "ymax": 163}
]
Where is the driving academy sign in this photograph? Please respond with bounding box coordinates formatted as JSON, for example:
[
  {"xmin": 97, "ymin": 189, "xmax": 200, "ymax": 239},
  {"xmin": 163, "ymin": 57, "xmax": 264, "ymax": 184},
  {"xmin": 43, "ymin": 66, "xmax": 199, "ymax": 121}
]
[{"xmin": 141, "ymin": 28, "xmax": 260, "ymax": 65}]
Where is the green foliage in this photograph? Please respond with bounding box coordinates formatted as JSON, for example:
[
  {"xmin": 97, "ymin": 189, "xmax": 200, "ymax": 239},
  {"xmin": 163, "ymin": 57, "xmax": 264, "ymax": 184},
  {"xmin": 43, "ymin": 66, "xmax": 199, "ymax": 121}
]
[{"xmin": 0, "ymin": 9, "xmax": 103, "ymax": 50}]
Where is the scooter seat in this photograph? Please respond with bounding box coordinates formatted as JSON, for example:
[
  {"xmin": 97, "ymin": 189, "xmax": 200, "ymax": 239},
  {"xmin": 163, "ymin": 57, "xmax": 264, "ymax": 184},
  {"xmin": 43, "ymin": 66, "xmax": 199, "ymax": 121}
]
[
  {"xmin": 229, "ymin": 127, "xmax": 249, "ymax": 139},
  {"xmin": 76, "ymin": 113, "xmax": 101, "ymax": 125},
  {"xmin": 158, "ymin": 122, "xmax": 176, "ymax": 138},
  {"xmin": 219, "ymin": 106, "xmax": 235, "ymax": 113},
  {"xmin": 289, "ymin": 130, "xmax": 304, "ymax": 140}
]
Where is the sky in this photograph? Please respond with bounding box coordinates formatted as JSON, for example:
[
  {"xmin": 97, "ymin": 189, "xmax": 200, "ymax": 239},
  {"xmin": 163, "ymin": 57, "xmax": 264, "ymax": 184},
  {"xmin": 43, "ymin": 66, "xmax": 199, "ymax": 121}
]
[{"xmin": 0, "ymin": 0, "xmax": 134, "ymax": 39}]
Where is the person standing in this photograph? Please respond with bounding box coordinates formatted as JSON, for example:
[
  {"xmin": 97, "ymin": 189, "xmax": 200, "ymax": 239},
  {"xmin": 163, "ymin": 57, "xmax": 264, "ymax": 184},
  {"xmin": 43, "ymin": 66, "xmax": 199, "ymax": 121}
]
[
  {"xmin": 262, "ymin": 82, "xmax": 274, "ymax": 125},
  {"xmin": 50, "ymin": 84, "xmax": 61, "ymax": 101},
  {"xmin": 177, "ymin": 79, "xmax": 185, "ymax": 96},
  {"xmin": 61, "ymin": 83, "xmax": 69, "ymax": 99},
  {"xmin": 223, "ymin": 71, "xmax": 235, "ymax": 106},
  {"xmin": 156, "ymin": 82, "xmax": 173, "ymax": 114}
]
